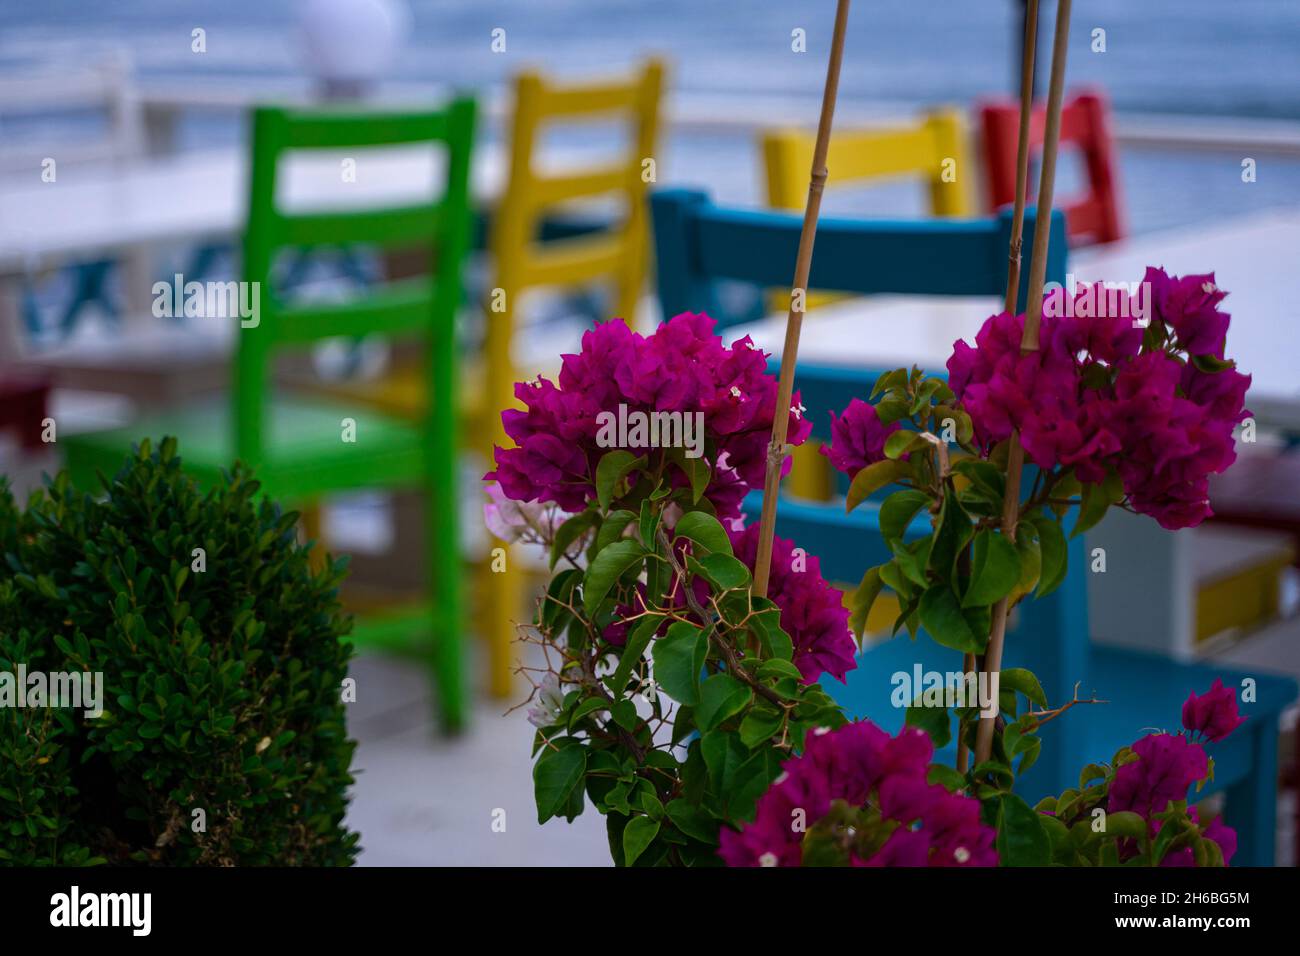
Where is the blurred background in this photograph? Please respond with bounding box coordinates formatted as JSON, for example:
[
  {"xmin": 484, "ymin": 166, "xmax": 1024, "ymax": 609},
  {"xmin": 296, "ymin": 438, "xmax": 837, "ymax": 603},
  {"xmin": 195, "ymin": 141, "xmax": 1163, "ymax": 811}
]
[{"xmin": 1, "ymin": 0, "xmax": 1298, "ymax": 866}]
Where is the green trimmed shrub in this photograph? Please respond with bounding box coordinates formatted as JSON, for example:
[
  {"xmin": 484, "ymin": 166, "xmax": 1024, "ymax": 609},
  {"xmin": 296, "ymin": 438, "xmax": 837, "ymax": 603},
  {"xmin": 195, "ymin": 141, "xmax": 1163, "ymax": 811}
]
[{"xmin": 0, "ymin": 438, "xmax": 358, "ymax": 865}]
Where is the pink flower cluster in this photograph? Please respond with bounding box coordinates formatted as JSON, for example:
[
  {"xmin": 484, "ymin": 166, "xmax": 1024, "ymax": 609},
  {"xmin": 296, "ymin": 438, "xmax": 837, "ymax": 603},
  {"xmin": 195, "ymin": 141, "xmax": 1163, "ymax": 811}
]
[
  {"xmin": 938, "ymin": 268, "xmax": 1250, "ymax": 529},
  {"xmin": 729, "ymin": 524, "xmax": 857, "ymax": 684},
  {"xmin": 486, "ymin": 314, "xmax": 812, "ymax": 519},
  {"xmin": 1181, "ymin": 677, "xmax": 1247, "ymax": 742},
  {"xmin": 1105, "ymin": 680, "xmax": 1245, "ymax": 865},
  {"xmin": 820, "ymin": 398, "xmax": 901, "ymax": 479},
  {"xmin": 719, "ymin": 721, "xmax": 997, "ymax": 867}
]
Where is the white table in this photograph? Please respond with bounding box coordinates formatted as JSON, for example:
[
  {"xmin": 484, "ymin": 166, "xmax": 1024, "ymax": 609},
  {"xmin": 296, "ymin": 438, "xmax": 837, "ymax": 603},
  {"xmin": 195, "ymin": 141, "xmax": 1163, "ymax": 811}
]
[
  {"xmin": 731, "ymin": 206, "xmax": 1300, "ymax": 430},
  {"xmin": 0, "ymin": 142, "xmax": 584, "ymax": 358},
  {"xmin": 0, "ymin": 145, "xmax": 518, "ymax": 277}
]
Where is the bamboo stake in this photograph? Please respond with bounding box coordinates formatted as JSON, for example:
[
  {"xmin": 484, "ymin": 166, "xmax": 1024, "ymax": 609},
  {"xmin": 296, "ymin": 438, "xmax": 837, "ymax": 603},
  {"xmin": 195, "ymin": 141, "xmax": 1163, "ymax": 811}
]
[
  {"xmin": 973, "ymin": 0, "xmax": 1072, "ymax": 769},
  {"xmin": 958, "ymin": 0, "xmax": 1041, "ymax": 776},
  {"xmin": 753, "ymin": 0, "xmax": 853, "ymax": 599}
]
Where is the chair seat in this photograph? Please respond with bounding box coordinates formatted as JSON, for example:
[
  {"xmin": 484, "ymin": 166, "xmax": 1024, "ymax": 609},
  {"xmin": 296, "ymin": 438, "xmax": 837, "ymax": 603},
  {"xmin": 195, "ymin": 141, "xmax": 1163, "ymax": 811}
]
[
  {"xmin": 301, "ymin": 361, "xmax": 478, "ymax": 424},
  {"xmin": 62, "ymin": 393, "xmax": 427, "ymax": 502}
]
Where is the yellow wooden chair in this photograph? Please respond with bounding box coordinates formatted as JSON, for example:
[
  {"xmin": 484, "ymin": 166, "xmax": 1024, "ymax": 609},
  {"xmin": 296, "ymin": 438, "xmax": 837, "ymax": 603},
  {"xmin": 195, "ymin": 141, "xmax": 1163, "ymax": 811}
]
[
  {"xmin": 315, "ymin": 61, "xmax": 665, "ymax": 698},
  {"xmin": 761, "ymin": 108, "xmax": 972, "ymax": 505},
  {"xmin": 481, "ymin": 59, "xmax": 665, "ymax": 696}
]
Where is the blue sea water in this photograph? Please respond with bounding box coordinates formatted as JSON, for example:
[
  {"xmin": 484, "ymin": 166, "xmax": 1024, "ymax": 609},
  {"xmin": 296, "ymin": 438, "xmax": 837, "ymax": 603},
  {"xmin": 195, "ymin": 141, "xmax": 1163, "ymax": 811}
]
[{"xmin": 3, "ymin": 0, "xmax": 1300, "ymax": 232}]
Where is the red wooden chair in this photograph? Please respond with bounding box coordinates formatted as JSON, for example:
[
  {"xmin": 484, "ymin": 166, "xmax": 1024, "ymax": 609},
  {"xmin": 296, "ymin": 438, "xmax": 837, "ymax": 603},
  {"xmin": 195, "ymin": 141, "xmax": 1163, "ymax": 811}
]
[{"xmin": 979, "ymin": 88, "xmax": 1123, "ymax": 246}]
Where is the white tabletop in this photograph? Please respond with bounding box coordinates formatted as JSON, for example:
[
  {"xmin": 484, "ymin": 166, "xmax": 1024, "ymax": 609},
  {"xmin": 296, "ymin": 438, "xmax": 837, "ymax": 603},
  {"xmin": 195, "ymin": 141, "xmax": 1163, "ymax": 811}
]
[
  {"xmin": 0, "ymin": 144, "xmax": 520, "ymax": 276},
  {"xmin": 730, "ymin": 207, "xmax": 1300, "ymax": 427}
]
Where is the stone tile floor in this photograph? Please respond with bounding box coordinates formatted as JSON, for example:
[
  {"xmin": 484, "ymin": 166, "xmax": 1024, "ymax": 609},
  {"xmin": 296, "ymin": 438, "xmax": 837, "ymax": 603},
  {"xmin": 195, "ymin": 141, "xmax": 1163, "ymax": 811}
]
[{"xmin": 344, "ymin": 653, "xmax": 611, "ymax": 867}]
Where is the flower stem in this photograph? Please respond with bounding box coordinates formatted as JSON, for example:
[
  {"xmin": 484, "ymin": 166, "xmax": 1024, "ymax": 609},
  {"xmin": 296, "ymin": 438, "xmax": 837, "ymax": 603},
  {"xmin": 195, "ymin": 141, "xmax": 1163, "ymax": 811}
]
[
  {"xmin": 753, "ymin": 0, "xmax": 853, "ymax": 599},
  {"xmin": 974, "ymin": 0, "xmax": 1073, "ymax": 770}
]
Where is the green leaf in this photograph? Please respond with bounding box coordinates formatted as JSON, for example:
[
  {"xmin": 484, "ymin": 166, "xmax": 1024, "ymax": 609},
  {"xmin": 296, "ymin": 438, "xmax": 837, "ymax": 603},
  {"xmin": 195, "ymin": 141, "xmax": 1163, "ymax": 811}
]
[
  {"xmin": 696, "ymin": 673, "xmax": 752, "ymax": 731},
  {"xmin": 962, "ymin": 530, "xmax": 1022, "ymax": 608},
  {"xmin": 996, "ymin": 792, "xmax": 1052, "ymax": 866},
  {"xmin": 999, "ymin": 667, "xmax": 1047, "ymax": 708},
  {"xmin": 611, "ymin": 699, "xmax": 639, "ymax": 731},
  {"xmin": 638, "ymin": 500, "xmax": 660, "ymax": 553},
  {"xmin": 952, "ymin": 457, "xmax": 1006, "ymax": 501},
  {"xmin": 918, "ymin": 585, "xmax": 983, "ymax": 653},
  {"xmin": 879, "ymin": 489, "xmax": 931, "ymax": 545},
  {"xmin": 927, "ymin": 491, "xmax": 972, "ymax": 584},
  {"xmin": 622, "ymin": 815, "xmax": 661, "ymax": 865},
  {"xmin": 533, "ymin": 742, "xmax": 587, "ymax": 824},
  {"xmin": 595, "ymin": 510, "xmax": 638, "ymax": 553},
  {"xmin": 651, "ymin": 622, "xmax": 708, "ymax": 706},
  {"xmin": 874, "ymin": 398, "xmax": 912, "ymax": 425},
  {"xmin": 1191, "ymin": 353, "xmax": 1236, "ymax": 373},
  {"xmin": 905, "ymin": 703, "xmax": 951, "ymax": 749},
  {"xmin": 673, "ymin": 511, "xmax": 733, "ymax": 556},
  {"xmin": 1032, "ymin": 516, "xmax": 1068, "ymax": 597},
  {"xmin": 1104, "ymin": 810, "xmax": 1148, "ymax": 840},
  {"xmin": 750, "ymin": 608, "xmax": 793, "ymax": 661},
  {"xmin": 596, "ymin": 451, "xmax": 647, "ymax": 511},
  {"xmin": 757, "ymin": 659, "xmax": 802, "ymax": 681},
  {"xmin": 1008, "ymin": 528, "xmax": 1041, "ymax": 605},
  {"xmin": 611, "ymin": 615, "xmax": 661, "ymax": 695},
  {"xmin": 676, "ymin": 454, "xmax": 712, "ymax": 504},
  {"xmin": 549, "ymin": 510, "xmax": 596, "ymax": 568},
  {"xmin": 870, "ymin": 368, "xmax": 908, "ymax": 399},
  {"xmin": 665, "ymin": 800, "xmax": 718, "ymax": 844},
  {"xmin": 739, "ymin": 707, "xmax": 784, "ymax": 747},
  {"xmin": 1071, "ymin": 484, "xmax": 1107, "ymax": 538},
  {"xmin": 846, "ymin": 459, "xmax": 910, "ymax": 512},
  {"xmin": 848, "ymin": 566, "xmax": 885, "ymax": 643},
  {"xmin": 884, "ymin": 429, "xmax": 925, "ymax": 460},
  {"xmin": 569, "ymin": 698, "xmax": 609, "ymax": 726},
  {"xmin": 693, "ymin": 552, "xmax": 751, "ymax": 591},
  {"xmin": 582, "ymin": 540, "xmax": 645, "ymax": 617}
]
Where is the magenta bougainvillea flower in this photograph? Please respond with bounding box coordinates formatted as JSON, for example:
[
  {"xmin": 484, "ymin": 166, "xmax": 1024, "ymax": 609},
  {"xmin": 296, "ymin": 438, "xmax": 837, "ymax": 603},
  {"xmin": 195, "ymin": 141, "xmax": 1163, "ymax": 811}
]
[
  {"xmin": 487, "ymin": 313, "xmax": 812, "ymax": 519},
  {"xmin": 728, "ymin": 524, "xmax": 857, "ymax": 684},
  {"xmin": 819, "ymin": 397, "xmax": 902, "ymax": 479},
  {"xmin": 1105, "ymin": 719, "xmax": 1239, "ymax": 866},
  {"xmin": 935, "ymin": 270, "xmax": 1250, "ymax": 529},
  {"xmin": 719, "ymin": 721, "xmax": 997, "ymax": 867},
  {"xmin": 1108, "ymin": 732, "xmax": 1210, "ymax": 820},
  {"xmin": 1145, "ymin": 267, "xmax": 1231, "ymax": 356},
  {"xmin": 1181, "ymin": 678, "xmax": 1247, "ymax": 742}
]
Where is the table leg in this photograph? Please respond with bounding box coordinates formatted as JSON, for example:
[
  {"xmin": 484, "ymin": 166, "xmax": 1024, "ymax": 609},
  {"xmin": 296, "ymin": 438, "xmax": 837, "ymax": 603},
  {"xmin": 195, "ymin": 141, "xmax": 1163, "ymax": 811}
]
[{"xmin": 1225, "ymin": 719, "xmax": 1279, "ymax": 866}]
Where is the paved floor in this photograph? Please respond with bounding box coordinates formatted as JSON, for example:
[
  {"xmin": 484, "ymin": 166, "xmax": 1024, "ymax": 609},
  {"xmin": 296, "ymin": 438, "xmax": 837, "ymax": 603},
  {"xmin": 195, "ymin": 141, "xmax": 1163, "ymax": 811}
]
[{"xmin": 344, "ymin": 653, "xmax": 611, "ymax": 867}]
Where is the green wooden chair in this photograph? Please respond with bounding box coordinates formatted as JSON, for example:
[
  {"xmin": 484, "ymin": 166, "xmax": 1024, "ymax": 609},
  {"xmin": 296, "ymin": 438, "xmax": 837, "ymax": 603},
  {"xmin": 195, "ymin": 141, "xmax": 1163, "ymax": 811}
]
[{"xmin": 63, "ymin": 99, "xmax": 477, "ymax": 732}]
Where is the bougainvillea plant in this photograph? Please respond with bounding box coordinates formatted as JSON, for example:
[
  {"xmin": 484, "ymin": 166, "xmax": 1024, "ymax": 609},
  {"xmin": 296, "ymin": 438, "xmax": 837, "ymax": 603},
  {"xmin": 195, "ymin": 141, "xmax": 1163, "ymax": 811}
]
[
  {"xmin": 487, "ymin": 270, "xmax": 1252, "ymax": 867},
  {"xmin": 486, "ymin": 314, "xmax": 916, "ymax": 866}
]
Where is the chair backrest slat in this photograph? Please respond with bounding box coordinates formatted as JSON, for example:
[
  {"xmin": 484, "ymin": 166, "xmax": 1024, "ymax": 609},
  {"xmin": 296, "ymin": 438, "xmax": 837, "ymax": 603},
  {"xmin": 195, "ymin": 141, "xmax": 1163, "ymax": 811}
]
[
  {"xmin": 272, "ymin": 278, "xmax": 434, "ymax": 344},
  {"xmin": 764, "ymin": 109, "xmax": 973, "ymax": 218},
  {"xmin": 275, "ymin": 204, "xmax": 442, "ymax": 249}
]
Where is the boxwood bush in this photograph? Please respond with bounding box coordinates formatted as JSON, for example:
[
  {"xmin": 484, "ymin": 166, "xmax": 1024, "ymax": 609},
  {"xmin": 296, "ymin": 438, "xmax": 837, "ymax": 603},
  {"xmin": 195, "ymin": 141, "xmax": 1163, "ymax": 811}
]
[{"xmin": 0, "ymin": 438, "xmax": 359, "ymax": 865}]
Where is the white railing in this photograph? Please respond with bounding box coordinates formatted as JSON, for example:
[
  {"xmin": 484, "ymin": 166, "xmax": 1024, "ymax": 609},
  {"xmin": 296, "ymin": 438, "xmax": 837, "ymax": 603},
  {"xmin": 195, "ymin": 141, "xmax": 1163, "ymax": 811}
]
[{"xmin": 132, "ymin": 77, "xmax": 1300, "ymax": 158}]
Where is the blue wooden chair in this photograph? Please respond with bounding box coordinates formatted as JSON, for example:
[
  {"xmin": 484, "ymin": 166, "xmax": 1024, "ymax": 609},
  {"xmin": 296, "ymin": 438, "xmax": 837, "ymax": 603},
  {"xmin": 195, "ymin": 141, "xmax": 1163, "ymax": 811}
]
[{"xmin": 650, "ymin": 187, "xmax": 1298, "ymax": 864}]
